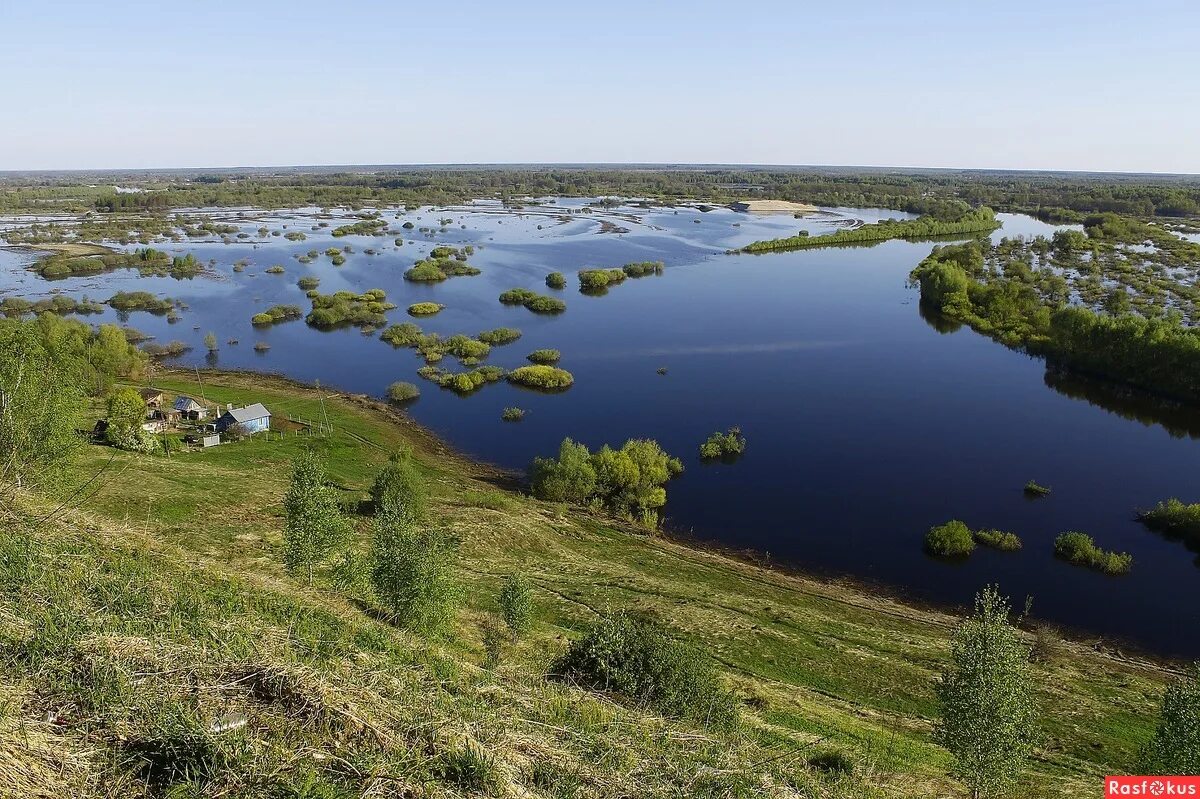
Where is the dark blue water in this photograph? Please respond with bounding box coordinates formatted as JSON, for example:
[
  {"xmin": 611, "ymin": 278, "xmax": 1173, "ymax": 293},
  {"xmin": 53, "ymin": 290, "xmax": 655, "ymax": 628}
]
[{"xmin": 4, "ymin": 201, "xmax": 1198, "ymax": 658}]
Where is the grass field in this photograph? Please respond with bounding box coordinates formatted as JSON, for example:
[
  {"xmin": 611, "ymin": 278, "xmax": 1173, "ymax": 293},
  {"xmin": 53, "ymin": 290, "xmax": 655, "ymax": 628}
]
[{"xmin": 0, "ymin": 369, "xmax": 1175, "ymax": 798}]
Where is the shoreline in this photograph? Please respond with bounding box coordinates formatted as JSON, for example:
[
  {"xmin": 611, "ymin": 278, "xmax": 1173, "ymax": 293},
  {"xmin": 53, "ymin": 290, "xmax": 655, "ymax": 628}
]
[{"xmin": 163, "ymin": 365, "xmax": 1188, "ymax": 674}]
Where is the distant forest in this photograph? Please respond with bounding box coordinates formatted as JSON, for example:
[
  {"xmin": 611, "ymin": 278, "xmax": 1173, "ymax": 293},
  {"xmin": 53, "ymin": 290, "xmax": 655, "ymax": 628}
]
[{"xmin": 2, "ymin": 166, "xmax": 1199, "ymax": 219}]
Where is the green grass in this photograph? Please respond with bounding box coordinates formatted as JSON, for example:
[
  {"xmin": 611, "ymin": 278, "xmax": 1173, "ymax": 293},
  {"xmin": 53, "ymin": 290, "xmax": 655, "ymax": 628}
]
[{"xmin": 3, "ymin": 369, "xmax": 1173, "ymax": 798}]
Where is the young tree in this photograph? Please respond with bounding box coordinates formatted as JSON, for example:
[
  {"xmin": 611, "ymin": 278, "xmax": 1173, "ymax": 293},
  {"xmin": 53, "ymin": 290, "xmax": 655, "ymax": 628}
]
[
  {"xmin": 498, "ymin": 572, "xmax": 534, "ymax": 640},
  {"xmin": 369, "ymin": 507, "xmax": 460, "ymax": 635},
  {"xmin": 1140, "ymin": 664, "xmax": 1200, "ymax": 775},
  {"xmin": 935, "ymin": 585, "xmax": 1035, "ymax": 798},
  {"xmin": 530, "ymin": 438, "xmax": 595, "ymax": 503},
  {"xmin": 370, "ymin": 450, "xmax": 426, "ymax": 519},
  {"xmin": 282, "ymin": 449, "xmax": 347, "ymax": 584}
]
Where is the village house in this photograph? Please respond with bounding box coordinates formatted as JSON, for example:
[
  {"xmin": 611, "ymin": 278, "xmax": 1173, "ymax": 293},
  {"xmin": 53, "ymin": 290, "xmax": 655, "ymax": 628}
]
[
  {"xmin": 173, "ymin": 395, "xmax": 208, "ymax": 421},
  {"xmin": 139, "ymin": 388, "xmax": 165, "ymax": 408},
  {"xmin": 214, "ymin": 403, "xmax": 271, "ymax": 435}
]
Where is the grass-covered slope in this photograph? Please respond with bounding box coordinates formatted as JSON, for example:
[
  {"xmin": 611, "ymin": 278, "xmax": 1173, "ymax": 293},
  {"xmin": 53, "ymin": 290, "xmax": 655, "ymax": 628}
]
[{"xmin": 1, "ymin": 370, "xmax": 1173, "ymax": 798}]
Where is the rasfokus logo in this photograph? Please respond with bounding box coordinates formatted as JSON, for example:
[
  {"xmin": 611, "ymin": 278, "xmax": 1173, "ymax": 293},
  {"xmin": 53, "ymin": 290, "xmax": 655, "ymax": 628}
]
[{"xmin": 1106, "ymin": 777, "xmax": 1200, "ymax": 797}]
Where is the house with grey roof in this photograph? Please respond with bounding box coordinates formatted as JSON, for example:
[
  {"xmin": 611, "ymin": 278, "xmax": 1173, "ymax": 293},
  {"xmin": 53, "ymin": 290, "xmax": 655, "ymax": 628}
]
[
  {"xmin": 173, "ymin": 395, "xmax": 208, "ymax": 420},
  {"xmin": 214, "ymin": 403, "xmax": 271, "ymax": 435}
]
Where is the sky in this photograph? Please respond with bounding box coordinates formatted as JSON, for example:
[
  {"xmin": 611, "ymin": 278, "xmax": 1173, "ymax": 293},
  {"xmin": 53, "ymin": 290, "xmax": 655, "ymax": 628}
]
[{"xmin": 2, "ymin": 0, "xmax": 1198, "ymax": 173}]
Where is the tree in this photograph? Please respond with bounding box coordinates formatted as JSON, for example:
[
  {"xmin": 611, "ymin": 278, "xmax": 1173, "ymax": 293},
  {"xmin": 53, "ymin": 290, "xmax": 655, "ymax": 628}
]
[
  {"xmin": 1141, "ymin": 664, "xmax": 1200, "ymax": 775},
  {"xmin": 370, "ymin": 450, "xmax": 426, "ymax": 519},
  {"xmin": 369, "ymin": 507, "xmax": 460, "ymax": 635},
  {"xmin": 935, "ymin": 585, "xmax": 1035, "ymax": 798},
  {"xmin": 530, "ymin": 438, "xmax": 595, "ymax": 503},
  {"xmin": 0, "ymin": 321, "xmax": 83, "ymax": 499},
  {"xmin": 204, "ymin": 331, "xmax": 218, "ymax": 352},
  {"xmin": 498, "ymin": 572, "xmax": 533, "ymax": 639},
  {"xmin": 105, "ymin": 387, "xmax": 148, "ymax": 451},
  {"xmin": 282, "ymin": 449, "xmax": 347, "ymax": 584}
]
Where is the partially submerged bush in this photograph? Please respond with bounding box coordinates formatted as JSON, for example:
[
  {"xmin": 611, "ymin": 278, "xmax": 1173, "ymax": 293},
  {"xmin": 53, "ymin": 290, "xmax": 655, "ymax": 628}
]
[
  {"xmin": 527, "ymin": 348, "xmax": 561, "ymax": 364},
  {"xmin": 499, "ymin": 288, "xmax": 566, "ymax": 314},
  {"xmin": 1139, "ymin": 498, "xmax": 1200, "ymax": 546},
  {"xmin": 380, "ymin": 322, "xmax": 423, "ymax": 347},
  {"xmin": 973, "ymin": 529, "xmax": 1023, "ymax": 551},
  {"xmin": 297, "ymin": 276, "xmax": 320, "ymax": 291},
  {"xmin": 501, "ymin": 407, "xmax": 525, "ymax": 422},
  {"xmin": 925, "ymin": 520, "xmax": 975, "ymax": 558},
  {"xmin": 407, "ymin": 302, "xmax": 445, "ymax": 316},
  {"xmin": 1024, "ymin": 480, "xmax": 1051, "ymax": 497},
  {"xmin": 698, "ymin": 427, "xmax": 745, "ymax": 460},
  {"xmin": 387, "ymin": 381, "xmax": 421, "ymax": 403},
  {"xmin": 1054, "ymin": 532, "xmax": 1132, "ymax": 574},
  {"xmin": 306, "ymin": 289, "xmax": 394, "ymax": 329},
  {"xmin": 551, "ymin": 611, "xmax": 738, "ymax": 728},
  {"xmin": 108, "ymin": 291, "xmax": 174, "ymax": 314},
  {"xmin": 251, "ymin": 304, "xmax": 303, "ymax": 326},
  {"xmin": 545, "ymin": 271, "xmax": 566, "ymax": 289},
  {"xmin": 404, "ymin": 257, "xmax": 481, "ymax": 282},
  {"xmin": 508, "ymin": 365, "xmax": 573, "ymax": 390},
  {"xmin": 477, "ymin": 327, "xmax": 522, "ymax": 345}
]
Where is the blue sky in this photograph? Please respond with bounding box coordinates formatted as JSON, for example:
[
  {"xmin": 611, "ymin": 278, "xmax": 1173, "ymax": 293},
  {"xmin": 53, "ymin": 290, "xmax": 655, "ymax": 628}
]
[{"xmin": 2, "ymin": 0, "xmax": 1198, "ymax": 172}]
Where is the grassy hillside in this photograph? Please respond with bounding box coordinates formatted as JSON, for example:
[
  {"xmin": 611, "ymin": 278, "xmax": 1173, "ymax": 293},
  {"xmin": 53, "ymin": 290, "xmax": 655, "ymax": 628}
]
[{"xmin": 0, "ymin": 370, "xmax": 1173, "ymax": 798}]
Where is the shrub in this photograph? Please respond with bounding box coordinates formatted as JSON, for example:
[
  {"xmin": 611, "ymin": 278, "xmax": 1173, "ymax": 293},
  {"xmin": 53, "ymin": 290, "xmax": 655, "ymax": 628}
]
[
  {"xmin": 550, "ymin": 611, "xmax": 738, "ymax": 728},
  {"xmin": 973, "ymin": 529, "xmax": 1023, "ymax": 551},
  {"xmin": 404, "ymin": 262, "xmax": 447, "ymax": 282},
  {"xmin": 407, "ymin": 302, "xmax": 444, "ymax": 316},
  {"xmin": 498, "ymin": 573, "xmax": 534, "ymax": 639},
  {"xmin": 622, "ymin": 260, "xmax": 664, "ymax": 278},
  {"xmin": 527, "ymin": 348, "xmax": 561, "ymax": 364},
  {"xmin": 508, "ymin": 365, "xmax": 573, "ymax": 390},
  {"xmin": 253, "ymin": 342, "xmax": 270, "ymax": 352},
  {"xmin": 251, "ymin": 304, "xmax": 302, "ymax": 326},
  {"xmin": 545, "ymin": 271, "xmax": 566, "ymax": 289},
  {"xmin": 531, "ymin": 438, "xmax": 682, "ymax": 524},
  {"xmin": 369, "ymin": 509, "xmax": 460, "ymax": 635},
  {"xmin": 578, "ymin": 268, "xmax": 626, "ymax": 291},
  {"xmin": 501, "ymin": 407, "xmax": 525, "ymax": 422},
  {"xmin": 499, "ymin": 288, "xmax": 566, "ymax": 314},
  {"xmin": 380, "ymin": 322, "xmax": 423, "ymax": 347},
  {"xmin": 477, "ymin": 327, "xmax": 522, "ymax": 345},
  {"xmin": 387, "ymin": 381, "xmax": 420, "ymax": 403},
  {"xmin": 265, "ymin": 265, "xmax": 285, "ymax": 274},
  {"xmin": 107, "ymin": 291, "xmax": 174, "ymax": 314},
  {"xmin": 925, "ymin": 520, "xmax": 975, "ymax": 558},
  {"xmin": 1054, "ymin": 532, "xmax": 1132, "ymax": 574},
  {"xmin": 1139, "ymin": 498, "xmax": 1200, "ymax": 546},
  {"xmin": 297, "ymin": 276, "xmax": 320, "ymax": 291},
  {"xmin": 306, "ymin": 289, "xmax": 394, "ymax": 329},
  {"xmin": 698, "ymin": 427, "xmax": 745, "ymax": 460},
  {"xmin": 370, "ymin": 451, "xmax": 426, "ymax": 519},
  {"xmin": 1023, "ymin": 480, "xmax": 1051, "ymax": 496}
]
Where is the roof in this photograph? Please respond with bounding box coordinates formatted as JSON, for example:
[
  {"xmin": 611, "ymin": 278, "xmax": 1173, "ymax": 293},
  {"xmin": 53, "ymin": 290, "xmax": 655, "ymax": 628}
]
[
  {"xmin": 139, "ymin": 387, "xmax": 164, "ymax": 399},
  {"xmin": 173, "ymin": 396, "xmax": 205, "ymax": 411},
  {"xmin": 222, "ymin": 403, "xmax": 270, "ymax": 423}
]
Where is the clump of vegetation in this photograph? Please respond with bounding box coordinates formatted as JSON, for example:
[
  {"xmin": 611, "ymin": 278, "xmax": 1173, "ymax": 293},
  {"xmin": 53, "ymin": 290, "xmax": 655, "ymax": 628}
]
[
  {"xmin": 1023, "ymin": 480, "xmax": 1051, "ymax": 497},
  {"xmin": 527, "ymin": 348, "xmax": 561, "ymax": 364},
  {"xmin": 745, "ymin": 207, "xmax": 999, "ymax": 252},
  {"xmin": 578, "ymin": 268, "xmax": 626, "ymax": 292},
  {"xmin": 545, "ymin": 271, "xmax": 566, "ymax": 289},
  {"xmin": 407, "ymin": 302, "xmax": 445, "ymax": 316},
  {"xmin": 507, "ymin": 365, "xmax": 573, "ymax": 390},
  {"xmin": 501, "ymin": 407, "xmax": 525, "ymax": 422},
  {"xmin": 284, "ymin": 230, "xmax": 307, "ymax": 241},
  {"xmin": 107, "ymin": 291, "xmax": 175, "ymax": 314},
  {"xmin": 142, "ymin": 340, "xmax": 191, "ymax": 358},
  {"xmin": 0, "ymin": 295, "xmax": 105, "ymax": 318},
  {"xmin": 297, "ymin": 276, "xmax": 320, "ymax": 291},
  {"xmin": 551, "ymin": 610, "xmax": 737, "ymax": 728},
  {"xmin": 250, "ymin": 304, "xmax": 303, "ymax": 326},
  {"xmin": 621, "ymin": 260, "xmax": 665, "ymax": 278},
  {"xmin": 418, "ymin": 365, "xmax": 507, "ymax": 395},
  {"xmin": 265, "ymin": 265, "xmax": 285, "ymax": 274},
  {"xmin": 404, "ymin": 257, "xmax": 481, "ymax": 282},
  {"xmin": 477, "ymin": 327, "xmax": 521, "ymax": 345},
  {"xmin": 499, "ymin": 288, "xmax": 566, "ymax": 314},
  {"xmin": 498, "ymin": 573, "xmax": 534, "ymax": 639},
  {"xmin": 1054, "ymin": 531, "xmax": 1132, "ymax": 574},
  {"xmin": 253, "ymin": 341, "xmax": 271, "ymax": 352},
  {"xmin": 380, "ymin": 322, "xmax": 423, "ymax": 347},
  {"xmin": 925, "ymin": 520, "xmax": 975, "ymax": 558},
  {"xmin": 698, "ymin": 427, "xmax": 745, "ymax": 460},
  {"xmin": 973, "ymin": 529, "xmax": 1023, "ymax": 551},
  {"xmin": 1138, "ymin": 498, "xmax": 1200, "ymax": 547},
  {"xmin": 387, "ymin": 381, "xmax": 421, "ymax": 403},
  {"xmin": 531, "ymin": 438, "xmax": 683, "ymax": 525},
  {"xmin": 306, "ymin": 289, "xmax": 395, "ymax": 329},
  {"xmin": 331, "ymin": 218, "xmax": 388, "ymax": 237}
]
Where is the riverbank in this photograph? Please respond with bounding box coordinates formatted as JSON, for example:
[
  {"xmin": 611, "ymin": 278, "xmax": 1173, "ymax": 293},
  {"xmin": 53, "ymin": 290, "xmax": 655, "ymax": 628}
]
[{"xmin": 37, "ymin": 366, "xmax": 1174, "ymax": 797}]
